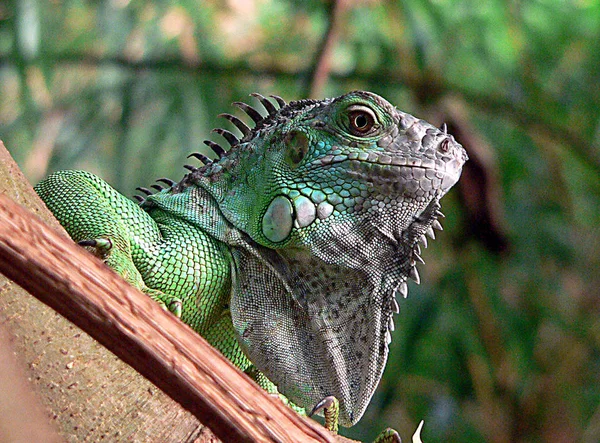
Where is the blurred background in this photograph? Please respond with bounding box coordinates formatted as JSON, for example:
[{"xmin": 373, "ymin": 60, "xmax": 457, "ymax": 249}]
[{"xmin": 1, "ymin": 0, "xmax": 599, "ymax": 441}]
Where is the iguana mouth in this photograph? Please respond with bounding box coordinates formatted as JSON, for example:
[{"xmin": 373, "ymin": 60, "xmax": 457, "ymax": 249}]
[
  {"xmin": 312, "ymin": 157, "xmax": 464, "ymax": 201},
  {"xmin": 349, "ymin": 161, "xmax": 462, "ymax": 193}
]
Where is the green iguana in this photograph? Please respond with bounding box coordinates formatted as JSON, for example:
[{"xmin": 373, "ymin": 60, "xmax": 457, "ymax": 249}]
[{"xmin": 35, "ymin": 91, "xmax": 467, "ymax": 439}]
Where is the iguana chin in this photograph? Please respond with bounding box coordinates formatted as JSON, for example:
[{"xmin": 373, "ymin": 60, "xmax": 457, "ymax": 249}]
[{"xmin": 35, "ymin": 91, "xmax": 467, "ymax": 433}]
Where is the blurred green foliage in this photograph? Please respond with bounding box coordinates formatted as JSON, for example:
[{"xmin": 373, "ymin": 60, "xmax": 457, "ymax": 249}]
[{"xmin": 1, "ymin": 0, "xmax": 599, "ymax": 441}]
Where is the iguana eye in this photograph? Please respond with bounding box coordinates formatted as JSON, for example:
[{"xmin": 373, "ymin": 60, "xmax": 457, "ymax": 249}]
[{"xmin": 347, "ymin": 106, "xmax": 377, "ymax": 136}]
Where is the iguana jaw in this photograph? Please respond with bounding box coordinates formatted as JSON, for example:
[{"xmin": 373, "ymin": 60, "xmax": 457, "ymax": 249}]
[{"xmin": 345, "ymin": 161, "xmax": 464, "ymax": 200}]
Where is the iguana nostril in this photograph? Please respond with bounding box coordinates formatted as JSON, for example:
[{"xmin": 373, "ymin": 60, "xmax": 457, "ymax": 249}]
[{"xmin": 440, "ymin": 138, "xmax": 451, "ymax": 152}]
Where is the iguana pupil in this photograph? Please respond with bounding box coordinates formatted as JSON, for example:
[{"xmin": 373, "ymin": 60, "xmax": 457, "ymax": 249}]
[{"xmin": 351, "ymin": 112, "xmax": 371, "ymax": 132}]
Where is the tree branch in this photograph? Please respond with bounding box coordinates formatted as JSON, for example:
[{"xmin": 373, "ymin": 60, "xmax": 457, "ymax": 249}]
[
  {"xmin": 305, "ymin": 0, "xmax": 350, "ymax": 98},
  {"xmin": 2, "ymin": 53, "xmax": 597, "ymax": 175},
  {"xmin": 0, "ymin": 192, "xmax": 339, "ymax": 443}
]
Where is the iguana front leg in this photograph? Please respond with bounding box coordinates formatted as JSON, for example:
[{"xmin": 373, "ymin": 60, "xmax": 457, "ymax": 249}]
[
  {"xmin": 76, "ymin": 237, "xmax": 182, "ymax": 316},
  {"xmin": 35, "ymin": 170, "xmax": 230, "ymax": 334}
]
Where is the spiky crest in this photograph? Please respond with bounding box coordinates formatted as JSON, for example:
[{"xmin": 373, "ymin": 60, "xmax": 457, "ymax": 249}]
[{"xmin": 134, "ymin": 93, "xmax": 328, "ymax": 202}]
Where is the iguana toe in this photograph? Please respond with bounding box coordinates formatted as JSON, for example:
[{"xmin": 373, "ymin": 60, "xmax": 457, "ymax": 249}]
[
  {"xmin": 310, "ymin": 396, "xmax": 339, "ymax": 434},
  {"xmin": 147, "ymin": 290, "xmax": 183, "ymax": 318}
]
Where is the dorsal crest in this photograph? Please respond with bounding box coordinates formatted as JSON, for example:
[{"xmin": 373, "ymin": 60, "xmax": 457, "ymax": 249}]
[
  {"xmin": 203, "ymin": 93, "xmax": 287, "ymax": 159},
  {"xmin": 199, "ymin": 94, "xmax": 322, "ymax": 164}
]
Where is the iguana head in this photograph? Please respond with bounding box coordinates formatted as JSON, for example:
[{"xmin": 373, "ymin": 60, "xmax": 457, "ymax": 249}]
[{"xmin": 174, "ymin": 91, "xmax": 468, "ymax": 426}]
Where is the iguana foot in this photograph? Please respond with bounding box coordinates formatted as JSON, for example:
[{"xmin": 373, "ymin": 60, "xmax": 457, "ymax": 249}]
[
  {"xmin": 374, "ymin": 420, "xmax": 424, "ymax": 443},
  {"xmin": 373, "ymin": 428, "xmax": 401, "ymax": 443},
  {"xmin": 309, "ymin": 396, "xmax": 405, "ymax": 443},
  {"xmin": 309, "ymin": 396, "xmax": 339, "ymax": 434},
  {"xmin": 76, "ymin": 238, "xmax": 183, "ymax": 317}
]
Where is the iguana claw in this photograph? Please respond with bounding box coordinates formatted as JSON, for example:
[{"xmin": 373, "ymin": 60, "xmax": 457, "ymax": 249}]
[
  {"xmin": 78, "ymin": 238, "xmax": 112, "ymax": 257},
  {"xmin": 168, "ymin": 299, "xmax": 183, "ymax": 317}
]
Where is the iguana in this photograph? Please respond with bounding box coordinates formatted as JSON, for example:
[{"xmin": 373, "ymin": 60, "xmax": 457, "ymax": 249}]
[{"xmin": 35, "ymin": 91, "xmax": 467, "ymax": 439}]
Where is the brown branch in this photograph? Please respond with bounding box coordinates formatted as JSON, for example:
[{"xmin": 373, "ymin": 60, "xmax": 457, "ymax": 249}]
[
  {"xmin": 2, "ymin": 52, "xmax": 596, "ymax": 175},
  {"xmin": 0, "ymin": 193, "xmax": 339, "ymax": 443},
  {"xmin": 305, "ymin": 0, "xmax": 350, "ymax": 98}
]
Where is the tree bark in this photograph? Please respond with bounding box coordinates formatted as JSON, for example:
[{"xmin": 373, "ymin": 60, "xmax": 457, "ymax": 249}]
[{"xmin": 0, "ymin": 324, "xmax": 62, "ymax": 442}]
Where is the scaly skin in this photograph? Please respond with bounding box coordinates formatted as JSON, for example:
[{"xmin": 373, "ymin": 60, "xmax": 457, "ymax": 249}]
[{"xmin": 35, "ymin": 91, "xmax": 467, "ymax": 436}]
